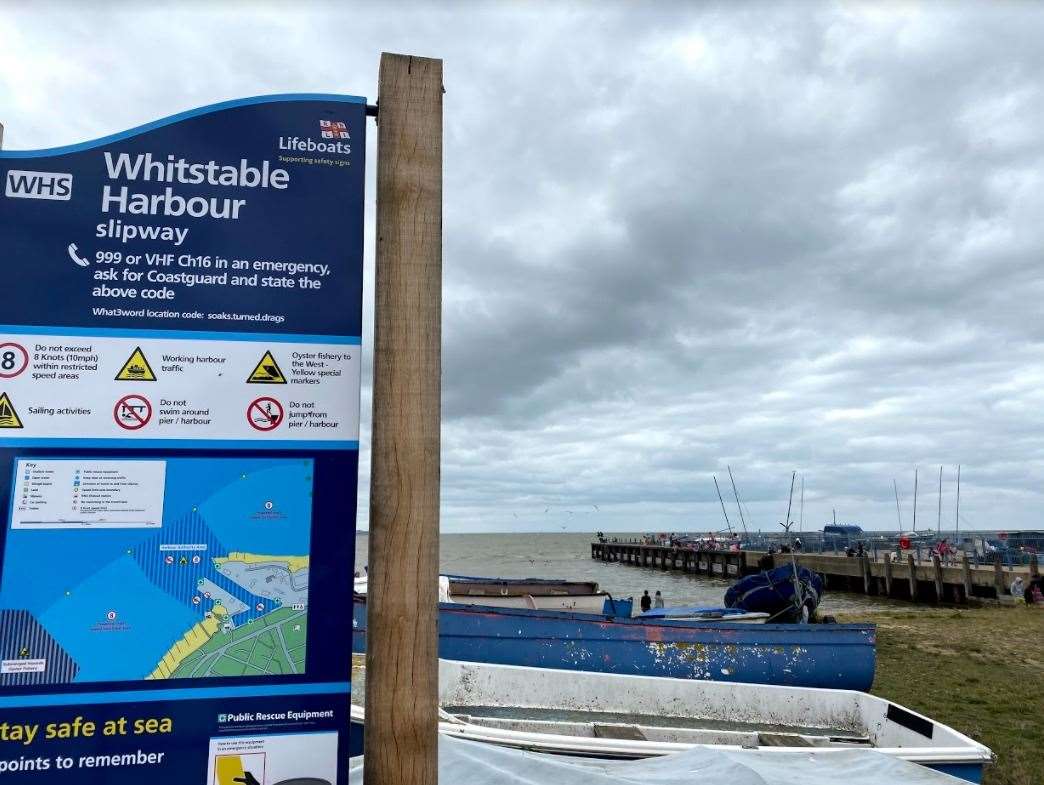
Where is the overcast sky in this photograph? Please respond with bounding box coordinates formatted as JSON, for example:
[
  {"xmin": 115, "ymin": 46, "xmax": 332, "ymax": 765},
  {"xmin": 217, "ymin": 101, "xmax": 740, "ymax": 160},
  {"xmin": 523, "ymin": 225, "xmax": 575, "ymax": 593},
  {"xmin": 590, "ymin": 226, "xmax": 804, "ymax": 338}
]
[{"xmin": 4, "ymin": 1, "xmax": 1044, "ymax": 533}]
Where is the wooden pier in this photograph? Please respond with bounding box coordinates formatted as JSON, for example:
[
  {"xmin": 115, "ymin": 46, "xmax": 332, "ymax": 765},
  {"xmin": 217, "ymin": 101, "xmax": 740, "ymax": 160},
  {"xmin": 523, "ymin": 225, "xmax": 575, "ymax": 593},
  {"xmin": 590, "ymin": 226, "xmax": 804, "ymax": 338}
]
[{"xmin": 590, "ymin": 542, "xmax": 1039, "ymax": 604}]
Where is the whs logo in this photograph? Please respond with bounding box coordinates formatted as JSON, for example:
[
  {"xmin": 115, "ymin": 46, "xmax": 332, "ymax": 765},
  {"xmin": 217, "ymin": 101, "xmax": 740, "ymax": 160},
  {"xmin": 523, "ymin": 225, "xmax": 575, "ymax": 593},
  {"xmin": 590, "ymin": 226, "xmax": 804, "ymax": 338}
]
[{"xmin": 5, "ymin": 169, "xmax": 73, "ymax": 201}]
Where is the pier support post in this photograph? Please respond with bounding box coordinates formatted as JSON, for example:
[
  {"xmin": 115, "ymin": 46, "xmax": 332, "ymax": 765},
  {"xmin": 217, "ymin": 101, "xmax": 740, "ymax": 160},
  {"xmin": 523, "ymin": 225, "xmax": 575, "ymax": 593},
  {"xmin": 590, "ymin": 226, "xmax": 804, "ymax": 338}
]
[
  {"xmin": 932, "ymin": 555, "xmax": 944, "ymax": 602},
  {"xmin": 1031, "ymin": 554, "xmax": 1039, "ymax": 580},
  {"xmin": 962, "ymin": 554, "xmax": 973, "ymax": 601},
  {"xmin": 861, "ymin": 554, "xmax": 872, "ymax": 595},
  {"xmin": 883, "ymin": 553, "xmax": 893, "ymax": 596},
  {"xmin": 906, "ymin": 554, "xmax": 917, "ymax": 600},
  {"xmin": 366, "ymin": 51, "xmax": 443, "ymax": 785},
  {"xmin": 993, "ymin": 555, "xmax": 1005, "ymax": 598}
]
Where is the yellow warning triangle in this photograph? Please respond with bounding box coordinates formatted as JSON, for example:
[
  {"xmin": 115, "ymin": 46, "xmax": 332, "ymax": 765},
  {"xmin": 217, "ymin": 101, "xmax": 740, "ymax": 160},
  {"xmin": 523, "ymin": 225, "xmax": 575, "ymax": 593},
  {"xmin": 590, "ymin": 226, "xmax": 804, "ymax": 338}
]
[
  {"xmin": 246, "ymin": 350, "xmax": 287, "ymax": 384},
  {"xmin": 115, "ymin": 346, "xmax": 157, "ymax": 381},
  {"xmin": 0, "ymin": 392, "xmax": 23, "ymax": 428}
]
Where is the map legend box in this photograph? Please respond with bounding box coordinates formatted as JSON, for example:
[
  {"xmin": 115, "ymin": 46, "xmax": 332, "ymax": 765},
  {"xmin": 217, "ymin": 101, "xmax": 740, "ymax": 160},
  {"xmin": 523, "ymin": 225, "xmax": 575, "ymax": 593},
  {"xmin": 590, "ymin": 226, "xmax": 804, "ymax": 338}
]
[{"xmin": 11, "ymin": 459, "xmax": 166, "ymax": 529}]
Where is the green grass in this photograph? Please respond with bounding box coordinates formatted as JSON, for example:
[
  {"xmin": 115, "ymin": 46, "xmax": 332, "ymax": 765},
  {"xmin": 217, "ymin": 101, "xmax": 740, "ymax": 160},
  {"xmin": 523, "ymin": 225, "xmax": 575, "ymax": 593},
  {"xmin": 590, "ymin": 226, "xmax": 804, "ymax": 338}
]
[{"xmin": 838, "ymin": 606, "xmax": 1044, "ymax": 785}]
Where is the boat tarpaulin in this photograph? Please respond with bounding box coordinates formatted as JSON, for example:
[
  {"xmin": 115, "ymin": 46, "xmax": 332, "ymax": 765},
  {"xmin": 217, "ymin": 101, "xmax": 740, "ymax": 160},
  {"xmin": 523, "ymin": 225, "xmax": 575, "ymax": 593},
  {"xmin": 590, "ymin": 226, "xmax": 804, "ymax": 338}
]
[{"xmin": 348, "ymin": 735, "xmax": 967, "ymax": 784}]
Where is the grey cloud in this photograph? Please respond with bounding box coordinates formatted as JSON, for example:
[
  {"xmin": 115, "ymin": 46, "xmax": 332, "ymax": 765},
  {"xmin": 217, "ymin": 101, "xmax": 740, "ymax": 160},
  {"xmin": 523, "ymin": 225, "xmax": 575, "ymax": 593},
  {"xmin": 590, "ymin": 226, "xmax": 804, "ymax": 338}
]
[{"xmin": 6, "ymin": 1, "xmax": 1044, "ymax": 532}]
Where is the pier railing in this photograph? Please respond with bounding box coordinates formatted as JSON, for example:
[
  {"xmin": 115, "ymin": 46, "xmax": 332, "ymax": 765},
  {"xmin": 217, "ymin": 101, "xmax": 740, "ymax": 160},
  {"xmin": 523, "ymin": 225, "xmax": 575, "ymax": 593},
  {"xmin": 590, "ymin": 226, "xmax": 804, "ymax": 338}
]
[{"xmin": 590, "ymin": 541, "xmax": 1039, "ymax": 605}]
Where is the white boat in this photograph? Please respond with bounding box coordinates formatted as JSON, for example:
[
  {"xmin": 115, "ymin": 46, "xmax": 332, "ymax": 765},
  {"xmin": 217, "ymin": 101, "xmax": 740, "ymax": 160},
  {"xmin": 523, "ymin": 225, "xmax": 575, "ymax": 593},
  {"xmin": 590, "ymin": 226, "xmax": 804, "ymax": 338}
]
[
  {"xmin": 356, "ymin": 574, "xmax": 625, "ymax": 614},
  {"xmin": 349, "ymin": 659, "xmax": 992, "ymax": 782}
]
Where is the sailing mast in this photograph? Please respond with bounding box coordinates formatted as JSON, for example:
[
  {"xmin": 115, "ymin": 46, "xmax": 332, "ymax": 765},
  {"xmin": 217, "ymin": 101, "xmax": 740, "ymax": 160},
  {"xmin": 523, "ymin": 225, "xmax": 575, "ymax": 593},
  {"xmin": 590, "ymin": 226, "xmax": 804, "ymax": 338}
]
[
  {"xmin": 893, "ymin": 479, "xmax": 903, "ymax": 531},
  {"xmin": 782, "ymin": 471, "xmax": 803, "ymax": 616},
  {"xmin": 955, "ymin": 464, "xmax": 961, "ymax": 539},
  {"xmin": 727, "ymin": 465, "xmax": 748, "ymax": 536},
  {"xmin": 713, "ymin": 476, "xmax": 733, "ymax": 533},
  {"xmin": 912, "ymin": 467, "xmax": 918, "ymax": 532}
]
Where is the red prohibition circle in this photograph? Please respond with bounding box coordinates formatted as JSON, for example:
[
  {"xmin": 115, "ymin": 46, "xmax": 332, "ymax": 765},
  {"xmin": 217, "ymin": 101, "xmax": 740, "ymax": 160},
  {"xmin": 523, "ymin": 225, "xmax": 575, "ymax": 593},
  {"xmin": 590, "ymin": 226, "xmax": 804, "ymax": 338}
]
[
  {"xmin": 0, "ymin": 342, "xmax": 29, "ymax": 379},
  {"xmin": 113, "ymin": 394, "xmax": 152, "ymax": 430},
  {"xmin": 247, "ymin": 396, "xmax": 284, "ymax": 431}
]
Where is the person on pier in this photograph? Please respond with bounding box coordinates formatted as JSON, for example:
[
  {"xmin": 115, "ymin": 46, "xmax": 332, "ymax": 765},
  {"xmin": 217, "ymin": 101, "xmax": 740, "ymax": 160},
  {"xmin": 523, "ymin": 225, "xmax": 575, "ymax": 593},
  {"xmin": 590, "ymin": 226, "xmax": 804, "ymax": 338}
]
[{"xmin": 640, "ymin": 590, "xmax": 652, "ymax": 613}]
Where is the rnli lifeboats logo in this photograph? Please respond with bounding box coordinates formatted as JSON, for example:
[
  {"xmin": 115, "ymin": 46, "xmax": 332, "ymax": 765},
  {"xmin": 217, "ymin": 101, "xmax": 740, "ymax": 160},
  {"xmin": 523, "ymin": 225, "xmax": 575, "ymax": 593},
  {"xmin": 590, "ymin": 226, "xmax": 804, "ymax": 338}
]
[{"xmin": 319, "ymin": 120, "xmax": 350, "ymax": 140}]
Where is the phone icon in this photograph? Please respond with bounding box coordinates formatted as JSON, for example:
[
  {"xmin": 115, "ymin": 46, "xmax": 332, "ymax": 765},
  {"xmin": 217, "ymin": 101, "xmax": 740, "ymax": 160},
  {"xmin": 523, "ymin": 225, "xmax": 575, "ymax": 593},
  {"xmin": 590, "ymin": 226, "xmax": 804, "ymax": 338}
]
[{"xmin": 67, "ymin": 243, "xmax": 90, "ymax": 268}]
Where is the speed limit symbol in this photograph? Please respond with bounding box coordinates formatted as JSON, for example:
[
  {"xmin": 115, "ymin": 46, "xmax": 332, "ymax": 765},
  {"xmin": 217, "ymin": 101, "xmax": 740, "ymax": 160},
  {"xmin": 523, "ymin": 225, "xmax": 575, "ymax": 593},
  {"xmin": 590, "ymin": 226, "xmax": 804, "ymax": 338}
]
[{"xmin": 0, "ymin": 343, "xmax": 29, "ymax": 379}]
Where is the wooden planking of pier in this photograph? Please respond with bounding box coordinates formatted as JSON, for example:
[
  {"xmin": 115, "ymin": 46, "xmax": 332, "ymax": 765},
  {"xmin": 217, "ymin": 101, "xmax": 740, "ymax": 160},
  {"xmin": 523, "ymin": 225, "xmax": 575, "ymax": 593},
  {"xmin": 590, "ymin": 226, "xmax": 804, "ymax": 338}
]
[{"xmin": 591, "ymin": 542, "xmax": 1040, "ymax": 605}]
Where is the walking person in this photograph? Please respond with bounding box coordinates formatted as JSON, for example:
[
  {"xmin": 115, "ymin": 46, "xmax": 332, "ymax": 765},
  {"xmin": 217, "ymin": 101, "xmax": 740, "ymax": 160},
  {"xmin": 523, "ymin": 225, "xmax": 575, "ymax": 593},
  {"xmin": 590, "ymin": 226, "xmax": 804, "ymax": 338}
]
[
  {"xmin": 654, "ymin": 590, "xmax": 665, "ymax": 609},
  {"xmin": 640, "ymin": 589, "xmax": 652, "ymax": 613},
  {"xmin": 1010, "ymin": 576, "xmax": 1026, "ymax": 603}
]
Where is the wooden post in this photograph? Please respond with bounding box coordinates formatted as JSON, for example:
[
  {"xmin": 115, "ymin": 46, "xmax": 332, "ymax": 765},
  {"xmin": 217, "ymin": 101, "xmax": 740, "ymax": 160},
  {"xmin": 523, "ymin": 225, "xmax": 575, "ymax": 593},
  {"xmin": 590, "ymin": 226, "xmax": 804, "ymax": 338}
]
[
  {"xmin": 365, "ymin": 52, "xmax": 443, "ymax": 785},
  {"xmin": 993, "ymin": 554, "xmax": 1005, "ymax": 598},
  {"xmin": 861, "ymin": 554, "xmax": 872, "ymax": 594},
  {"xmin": 907, "ymin": 554, "xmax": 917, "ymax": 600},
  {"xmin": 883, "ymin": 553, "xmax": 893, "ymax": 596},
  {"xmin": 932, "ymin": 555, "xmax": 944, "ymax": 601},
  {"xmin": 1030, "ymin": 554, "xmax": 1039, "ymax": 579},
  {"xmin": 962, "ymin": 553, "xmax": 973, "ymax": 601}
]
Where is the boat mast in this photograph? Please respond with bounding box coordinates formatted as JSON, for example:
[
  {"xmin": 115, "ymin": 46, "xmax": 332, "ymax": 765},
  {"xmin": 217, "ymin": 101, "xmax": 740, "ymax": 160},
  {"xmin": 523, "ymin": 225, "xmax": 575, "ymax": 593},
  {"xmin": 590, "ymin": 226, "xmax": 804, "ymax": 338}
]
[
  {"xmin": 713, "ymin": 475, "xmax": 733, "ymax": 534},
  {"xmin": 727, "ymin": 465, "xmax": 748, "ymax": 536},
  {"xmin": 893, "ymin": 479, "xmax": 902, "ymax": 531},
  {"xmin": 955, "ymin": 464, "xmax": 961, "ymax": 539},
  {"xmin": 782, "ymin": 471, "xmax": 803, "ymax": 616},
  {"xmin": 912, "ymin": 467, "xmax": 918, "ymax": 532},
  {"xmin": 783, "ymin": 471, "xmax": 796, "ymax": 539}
]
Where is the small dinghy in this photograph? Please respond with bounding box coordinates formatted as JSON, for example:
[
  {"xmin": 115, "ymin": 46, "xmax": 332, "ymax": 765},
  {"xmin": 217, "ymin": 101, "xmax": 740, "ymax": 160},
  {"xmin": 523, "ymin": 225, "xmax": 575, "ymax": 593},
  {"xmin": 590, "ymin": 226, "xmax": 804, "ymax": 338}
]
[
  {"xmin": 349, "ymin": 659, "xmax": 992, "ymax": 783},
  {"xmin": 724, "ymin": 562, "xmax": 825, "ymax": 622}
]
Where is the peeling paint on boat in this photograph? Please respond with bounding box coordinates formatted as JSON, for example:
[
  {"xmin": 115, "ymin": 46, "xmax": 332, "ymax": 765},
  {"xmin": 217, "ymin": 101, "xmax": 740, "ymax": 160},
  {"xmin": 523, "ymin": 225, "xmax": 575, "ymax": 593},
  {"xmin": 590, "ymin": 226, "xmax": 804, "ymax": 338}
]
[{"xmin": 352, "ymin": 594, "xmax": 877, "ymax": 690}]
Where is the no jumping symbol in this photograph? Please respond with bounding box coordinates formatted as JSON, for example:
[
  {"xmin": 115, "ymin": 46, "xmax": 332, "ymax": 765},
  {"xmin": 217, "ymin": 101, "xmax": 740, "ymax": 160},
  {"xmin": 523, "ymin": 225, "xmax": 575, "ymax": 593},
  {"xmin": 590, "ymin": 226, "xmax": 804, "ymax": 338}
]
[{"xmin": 247, "ymin": 396, "xmax": 283, "ymax": 431}]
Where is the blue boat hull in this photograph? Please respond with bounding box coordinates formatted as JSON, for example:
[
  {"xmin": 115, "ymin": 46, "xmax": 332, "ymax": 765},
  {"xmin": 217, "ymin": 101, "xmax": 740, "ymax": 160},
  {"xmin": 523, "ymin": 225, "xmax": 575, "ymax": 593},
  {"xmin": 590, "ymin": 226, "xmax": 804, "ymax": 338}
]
[{"xmin": 352, "ymin": 596, "xmax": 876, "ymax": 690}]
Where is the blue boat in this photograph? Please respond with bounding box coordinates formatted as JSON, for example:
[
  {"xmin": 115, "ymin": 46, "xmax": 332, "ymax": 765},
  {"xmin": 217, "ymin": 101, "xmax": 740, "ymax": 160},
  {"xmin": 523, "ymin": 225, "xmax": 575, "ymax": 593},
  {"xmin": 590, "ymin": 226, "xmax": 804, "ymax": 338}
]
[
  {"xmin": 725, "ymin": 563, "xmax": 825, "ymax": 622},
  {"xmin": 352, "ymin": 594, "xmax": 876, "ymax": 690}
]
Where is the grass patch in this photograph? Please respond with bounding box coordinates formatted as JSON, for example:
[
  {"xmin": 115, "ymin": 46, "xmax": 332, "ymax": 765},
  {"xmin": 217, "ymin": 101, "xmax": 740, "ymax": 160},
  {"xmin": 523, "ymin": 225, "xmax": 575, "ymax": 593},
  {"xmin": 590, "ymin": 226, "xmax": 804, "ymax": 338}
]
[{"xmin": 837, "ymin": 606, "xmax": 1044, "ymax": 785}]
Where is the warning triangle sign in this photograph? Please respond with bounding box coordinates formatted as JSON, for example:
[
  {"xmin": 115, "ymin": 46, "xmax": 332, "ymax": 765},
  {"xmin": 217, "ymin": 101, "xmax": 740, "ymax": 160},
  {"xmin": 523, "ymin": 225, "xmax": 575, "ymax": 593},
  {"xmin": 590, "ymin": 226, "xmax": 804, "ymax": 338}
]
[
  {"xmin": 246, "ymin": 350, "xmax": 287, "ymax": 384},
  {"xmin": 0, "ymin": 392, "xmax": 23, "ymax": 428},
  {"xmin": 115, "ymin": 346, "xmax": 157, "ymax": 382}
]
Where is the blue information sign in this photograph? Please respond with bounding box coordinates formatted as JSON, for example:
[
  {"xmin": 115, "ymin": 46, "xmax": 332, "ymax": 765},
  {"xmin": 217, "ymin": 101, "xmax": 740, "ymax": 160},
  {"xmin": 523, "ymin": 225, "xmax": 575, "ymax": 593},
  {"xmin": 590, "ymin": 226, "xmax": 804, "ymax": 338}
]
[{"xmin": 0, "ymin": 95, "xmax": 365, "ymax": 783}]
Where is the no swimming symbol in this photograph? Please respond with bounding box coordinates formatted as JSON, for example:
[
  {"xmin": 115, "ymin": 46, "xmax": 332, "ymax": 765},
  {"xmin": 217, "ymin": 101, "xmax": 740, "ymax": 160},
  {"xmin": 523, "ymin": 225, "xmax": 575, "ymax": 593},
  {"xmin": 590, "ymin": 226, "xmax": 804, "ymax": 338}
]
[{"xmin": 114, "ymin": 394, "xmax": 152, "ymax": 430}]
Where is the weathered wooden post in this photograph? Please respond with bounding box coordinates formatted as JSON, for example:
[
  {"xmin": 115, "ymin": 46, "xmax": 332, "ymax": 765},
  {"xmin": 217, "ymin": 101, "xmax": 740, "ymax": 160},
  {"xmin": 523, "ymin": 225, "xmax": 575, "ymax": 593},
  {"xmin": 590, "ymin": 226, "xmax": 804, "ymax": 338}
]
[
  {"xmin": 1030, "ymin": 554, "xmax": 1039, "ymax": 579},
  {"xmin": 962, "ymin": 553, "xmax": 974, "ymax": 602},
  {"xmin": 932, "ymin": 554, "xmax": 944, "ymax": 602},
  {"xmin": 993, "ymin": 554, "xmax": 1005, "ymax": 598},
  {"xmin": 365, "ymin": 52, "xmax": 444, "ymax": 785},
  {"xmin": 907, "ymin": 554, "xmax": 917, "ymax": 600},
  {"xmin": 861, "ymin": 554, "xmax": 872, "ymax": 594},
  {"xmin": 883, "ymin": 552, "xmax": 893, "ymax": 596}
]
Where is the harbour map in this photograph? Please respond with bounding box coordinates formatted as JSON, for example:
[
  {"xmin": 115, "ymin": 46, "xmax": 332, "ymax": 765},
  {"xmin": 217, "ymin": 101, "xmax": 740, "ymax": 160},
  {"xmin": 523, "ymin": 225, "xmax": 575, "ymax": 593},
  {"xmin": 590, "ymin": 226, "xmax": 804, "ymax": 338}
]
[{"xmin": 0, "ymin": 457, "xmax": 313, "ymax": 685}]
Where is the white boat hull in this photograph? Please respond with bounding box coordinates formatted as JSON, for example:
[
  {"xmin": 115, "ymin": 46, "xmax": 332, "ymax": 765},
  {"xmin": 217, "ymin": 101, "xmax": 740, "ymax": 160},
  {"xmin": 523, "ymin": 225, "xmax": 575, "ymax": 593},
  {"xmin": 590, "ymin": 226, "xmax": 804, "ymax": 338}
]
[
  {"xmin": 350, "ymin": 659, "xmax": 992, "ymax": 781},
  {"xmin": 448, "ymin": 593, "xmax": 611, "ymax": 613}
]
